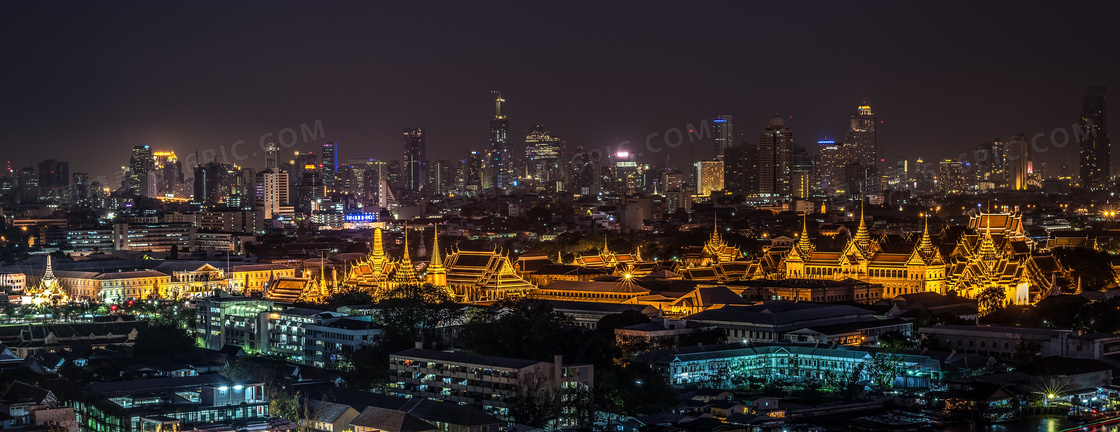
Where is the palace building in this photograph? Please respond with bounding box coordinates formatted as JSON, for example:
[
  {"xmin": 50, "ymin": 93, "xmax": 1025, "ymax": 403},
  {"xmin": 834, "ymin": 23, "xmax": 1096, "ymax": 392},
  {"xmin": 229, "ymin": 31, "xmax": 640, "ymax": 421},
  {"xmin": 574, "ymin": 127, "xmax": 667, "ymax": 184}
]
[
  {"xmin": 345, "ymin": 227, "xmax": 441, "ymax": 298},
  {"xmin": 757, "ymin": 208, "xmax": 1066, "ymax": 305},
  {"xmin": 444, "ymin": 247, "xmax": 536, "ymax": 302}
]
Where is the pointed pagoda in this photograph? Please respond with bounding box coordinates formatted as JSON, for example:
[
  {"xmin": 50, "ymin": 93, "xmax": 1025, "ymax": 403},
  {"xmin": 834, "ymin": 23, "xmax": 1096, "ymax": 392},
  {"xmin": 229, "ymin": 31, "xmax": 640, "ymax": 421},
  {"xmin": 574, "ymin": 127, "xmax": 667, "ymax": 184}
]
[
  {"xmin": 345, "ymin": 227, "xmax": 396, "ymax": 290},
  {"xmin": 32, "ymin": 255, "xmax": 68, "ymax": 306},
  {"xmin": 391, "ymin": 225, "xmax": 423, "ymax": 285},
  {"xmin": 426, "ymin": 224, "xmax": 447, "ymax": 287}
]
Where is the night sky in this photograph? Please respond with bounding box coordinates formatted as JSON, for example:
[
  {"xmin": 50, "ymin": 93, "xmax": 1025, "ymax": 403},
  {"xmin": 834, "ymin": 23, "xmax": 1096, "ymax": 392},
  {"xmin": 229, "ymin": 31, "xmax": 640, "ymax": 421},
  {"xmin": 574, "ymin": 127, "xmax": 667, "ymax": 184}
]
[{"xmin": 2, "ymin": 1, "xmax": 1117, "ymax": 182}]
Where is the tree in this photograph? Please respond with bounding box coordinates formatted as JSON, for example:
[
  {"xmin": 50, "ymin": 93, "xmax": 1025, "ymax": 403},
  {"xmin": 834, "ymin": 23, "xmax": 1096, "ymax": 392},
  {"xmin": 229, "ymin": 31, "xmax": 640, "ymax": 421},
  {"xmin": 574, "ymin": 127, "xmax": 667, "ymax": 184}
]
[
  {"xmin": 270, "ymin": 390, "xmax": 301, "ymax": 423},
  {"xmin": 169, "ymin": 244, "xmax": 179, "ymax": 260},
  {"xmin": 977, "ymin": 286, "xmax": 1006, "ymax": 317},
  {"xmin": 866, "ymin": 351, "xmax": 904, "ymax": 389},
  {"xmin": 510, "ymin": 368, "xmax": 558, "ymax": 427},
  {"xmin": 132, "ymin": 318, "xmax": 197, "ymax": 357}
]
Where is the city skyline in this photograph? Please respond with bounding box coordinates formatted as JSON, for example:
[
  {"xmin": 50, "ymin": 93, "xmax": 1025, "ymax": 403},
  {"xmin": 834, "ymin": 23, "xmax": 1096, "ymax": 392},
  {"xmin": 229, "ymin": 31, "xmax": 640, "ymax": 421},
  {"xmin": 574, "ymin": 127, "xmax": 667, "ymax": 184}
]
[{"xmin": 1, "ymin": 2, "xmax": 1117, "ymax": 181}]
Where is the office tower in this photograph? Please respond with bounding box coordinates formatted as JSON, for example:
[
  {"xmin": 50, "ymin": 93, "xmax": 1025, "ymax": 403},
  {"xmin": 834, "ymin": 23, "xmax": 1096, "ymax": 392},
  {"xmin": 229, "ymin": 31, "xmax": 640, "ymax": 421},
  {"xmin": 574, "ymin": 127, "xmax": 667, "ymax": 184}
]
[
  {"xmin": 193, "ymin": 162, "xmax": 237, "ymax": 205},
  {"xmin": 723, "ymin": 144, "xmax": 747, "ymax": 194},
  {"xmin": 72, "ymin": 172, "xmax": 90, "ymax": 205},
  {"xmin": 938, "ymin": 159, "xmax": 967, "ymax": 194},
  {"xmin": 129, "ymin": 145, "xmax": 153, "ymax": 196},
  {"xmin": 713, "ymin": 114, "xmax": 734, "ymax": 158},
  {"xmin": 1079, "ymin": 86, "xmax": 1110, "ymax": 190},
  {"xmin": 791, "ymin": 146, "xmax": 813, "ymax": 199},
  {"xmin": 818, "ymin": 140, "xmax": 845, "ymax": 195},
  {"xmin": 489, "ymin": 91, "xmax": 511, "ymax": 189},
  {"xmin": 264, "ymin": 143, "xmax": 279, "ymax": 169},
  {"xmin": 403, "ymin": 128, "xmax": 427, "ymax": 193},
  {"xmin": 694, "ymin": 160, "xmax": 724, "ymax": 195},
  {"xmin": 37, "ymin": 159, "xmax": 69, "ymax": 199},
  {"xmin": 567, "ymin": 146, "xmax": 601, "ymax": 195},
  {"xmin": 758, "ymin": 114, "xmax": 793, "ymax": 197},
  {"xmin": 1005, "ymin": 134, "xmax": 1030, "ymax": 190},
  {"xmin": 298, "ymin": 169, "xmax": 325, "ymax": 212},
  {"xmin": 845, "ymin": 104, "xmax": 879, "ymax": 195},
  {"xmin": 16, "ymin": 168, "xmax": 39, "ymax": 204},
  {"xmin": 152, "ymin": 151, "xmax": 181, "ymax": 197},
  {"xmin": 524, "ymin": 124, "xmax": 562, "ymax": 189},
  {"xmin": 463, "ymin": 151, "xmax": 484, "ymax": 192},
  {"xmin": 322, "ymin": 142, "xmax": 338, "ymax": 188},
  {"xmin": 386, "ymin": 160, "xmax": 404, "ymax": 192},
  {"xmin": 427, "ymin": 159, "xmax": 454, "ymax": 196},
  {"xmin": 255, "ymin": 168, "xmax": 289, "ymax": 220}
]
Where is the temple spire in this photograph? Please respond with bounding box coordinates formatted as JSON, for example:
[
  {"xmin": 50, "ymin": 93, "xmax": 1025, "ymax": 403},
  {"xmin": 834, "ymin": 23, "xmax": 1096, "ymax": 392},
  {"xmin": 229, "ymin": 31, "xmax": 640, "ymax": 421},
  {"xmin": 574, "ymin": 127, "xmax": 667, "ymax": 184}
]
[
  {"xmin": 429, "ymin": 224, "xmax": 444, "ymax": 269},
  {"xmin": 798, "ymin": 213, "xmax": 811, "ymax": 249},
  {"xmin": 43, "ymin": 254, "xmax": 55, "ymax": 281},
  {"xmin": 371, "ymin": 228, "xmax": 386, "ymax": 263}
]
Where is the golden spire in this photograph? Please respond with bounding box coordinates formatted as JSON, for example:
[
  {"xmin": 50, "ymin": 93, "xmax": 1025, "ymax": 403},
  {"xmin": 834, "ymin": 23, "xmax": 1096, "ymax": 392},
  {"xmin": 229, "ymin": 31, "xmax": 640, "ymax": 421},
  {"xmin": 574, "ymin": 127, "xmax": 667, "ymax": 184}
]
[
  {"xmin": 798, "ymin": 213, "xmax": 812, "ymax": 250},
  {"xmin": 401, "ymin": 224, "xmax": 411, "ymax": 262},
  {"xmin": 854, "ymin": 201, "xmax": 870, "ymax": 245},
  {"xmin": 429, "ymin": 224, "xmax": 444, "ymax": 270},
  {"xmin": 371, "ymin": 227, "xmax": 386, "ymax": 263}
]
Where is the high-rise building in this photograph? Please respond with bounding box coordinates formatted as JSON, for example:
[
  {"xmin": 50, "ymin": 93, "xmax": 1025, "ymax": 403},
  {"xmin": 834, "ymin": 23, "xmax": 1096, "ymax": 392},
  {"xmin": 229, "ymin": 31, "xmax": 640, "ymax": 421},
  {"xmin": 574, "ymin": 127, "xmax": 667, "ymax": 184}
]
[
  {"xmin": 72, "ymin": 172, "xmax": 90, "ymax": 205},
  {"xmin": 695, "ymin": 160, "xmax": 724, "ymax": 196},
  {"xmin": 322, "ymin": 142, "xmax": 338, "ymax": 188},
  {"xmin": 1079, "ymin": 86, "xmax": 1110, "ymax": 190},
  {"xmin": 489, "ymin": 91, "xmax": 511, "ymax": 189},
  {"xmin": 791, "ymin": 146, "xmax": 813, "ymax": 199},
  {"xmin": 723, "ymin": 143, "xmax": 758, "ymax": 195},
  {"xmin": 37, "ymin": 159, "xmax": 69, "ymax": 199},
  {"xmin": 153, "ymin": 151, "xmax": 181, "ymax": 197},
  {"xmin": 938, "ymin": 159, "xmax": 968, "ymax": 194},
  {"xmin": 255, "ymin": 168, "xmax": 290, "ymax": 220},
  {"xmin": 265, "ymin": 143, "xmax": 279, "ymax": 169},
  {"xmin": 845, "ymin": 104, "xmax": 879, "ymax": 195},
  {"xmin": 758, "ymin": 114, "xmax": 793, "ymax": 197},
  {"xmin": 129, "ymin": 145, "xmax": 153, "ymax": 196},
  {"xmin": 1005, "ymin": 134, "xmax": 1030, "ymax": 190},
  {"xmin": 463, "ymin": 151, "xmax": 484, "ymax": 192},
  {"xmin": 713, "ymin": 114, "xmax": 734, "ymax": 158},
  {"xmin": 427, "ymin": 159, "xmax": 454, "ymax": 196},
  {"xmin": 818, "ymin": 140, "xmax": 846, "ymax": 195},
  {"xmin": 524, "ymin": 124, "xmax": 562, "ymax": 189},
  {"xmin": 403, "ymin": 128, "xmax": 426, "ymax": 193}
]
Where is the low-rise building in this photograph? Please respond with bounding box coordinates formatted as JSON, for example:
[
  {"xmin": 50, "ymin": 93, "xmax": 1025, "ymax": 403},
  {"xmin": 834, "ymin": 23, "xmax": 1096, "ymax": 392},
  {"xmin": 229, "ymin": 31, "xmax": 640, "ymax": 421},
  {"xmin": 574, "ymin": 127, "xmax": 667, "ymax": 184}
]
[
  {"xmin": 685, "ymin": 300, "xmax": 908, "ymax": 345},
  {"xmin": 195, "ymin": 296, "xmax": 273, "ymax": 352},
  {"xmin": 920, "ymin": 325, "xmax": 1120, "ymax": 361},
  {"xmin": 643, "ymin": 343, "xmax": 940, "ymax": 389},
  {"xmin": 70, "ymin": 375, "xmax": 269, "ymax": 432},
  {"xmin": 0, "ymin": 381, "xmax": 77, "ymax": 432},
  {"xmin": 388, "ymin": 348, "xmax": 593, "ymax": 421},
  {"xmin": 0, "ymin": 321, "xmax": 147, "ymax": 358}
]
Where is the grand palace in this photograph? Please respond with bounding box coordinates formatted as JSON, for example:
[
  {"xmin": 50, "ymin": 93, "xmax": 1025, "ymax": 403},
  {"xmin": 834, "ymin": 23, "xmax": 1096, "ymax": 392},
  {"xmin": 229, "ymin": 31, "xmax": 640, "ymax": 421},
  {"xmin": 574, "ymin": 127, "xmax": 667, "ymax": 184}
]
[{"xmin": 17, "ymin": 209, "xmax": 1068, "ymax": 309}]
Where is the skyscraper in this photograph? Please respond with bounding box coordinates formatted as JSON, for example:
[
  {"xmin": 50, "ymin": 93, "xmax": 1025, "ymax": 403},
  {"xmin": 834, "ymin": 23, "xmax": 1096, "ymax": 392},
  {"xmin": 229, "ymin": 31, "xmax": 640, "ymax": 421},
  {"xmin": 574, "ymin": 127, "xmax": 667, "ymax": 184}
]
[
  {"xmin": 403, "ymin": 127, "xmax": 426, "ymax": 193},
  {"xmin": 758, "ymin": 114, "xmax": 793, "ymax": 197},
  {"xmin": 37, "ymin": 159, "xmax": 69, "ymax": 199},
  {"xmin": 845, "ymin": 104, "xmax": 879, "ymax": 195},
  {"xmin": 818, "ymin": 140, "xmax": 845, "ymax": 195},
  {"xmin": 791, "ymin": 145, "xmax": 813, "ymax": 199},
  {"xmin": 524, "ymin": 124, "xmax": 562, "ymax": 189},
  {"xmin": 695, "ymin": 160, "xmax": 724, "ymax": 195},
  {"xmin": 322, "ymin": 142, "xmax": 338, "ymax": 188},
  {"xmin": 489, "ymin": 91, "xmax": 511, "ymax": 189},
  {"xmin": 255, "ymin": 167, "xmax": 290, "ymax": 220},
  {"xmin": 713, "ymin": 114, "xmax": 733, "ymax": 158},
  {"xmin": 1079, "ymin": 86, "xmax": 1110, "ymax": 190},
  {"xmin": 1006, "ymin": 133, "xmax": 1030, "ymax": 190},
  {"xmin": 129, "ymin": 145, "xmax": 153, "ymax": 196},
  {"xmin": 264, "ymin": 143, "xmax": 279, "ymax": 169}
]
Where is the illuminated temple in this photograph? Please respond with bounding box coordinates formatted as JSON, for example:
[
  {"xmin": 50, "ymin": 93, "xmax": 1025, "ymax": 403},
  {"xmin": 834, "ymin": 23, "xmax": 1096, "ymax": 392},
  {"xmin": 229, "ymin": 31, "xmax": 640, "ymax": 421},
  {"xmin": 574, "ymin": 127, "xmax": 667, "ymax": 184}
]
[
  {"xmin": 30, "ymin": 255, "xmax": 69, "ymax": 306},
  {"xmin": 762, "ymin": 208, "xmax": 1066, "ymax": 305}
]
